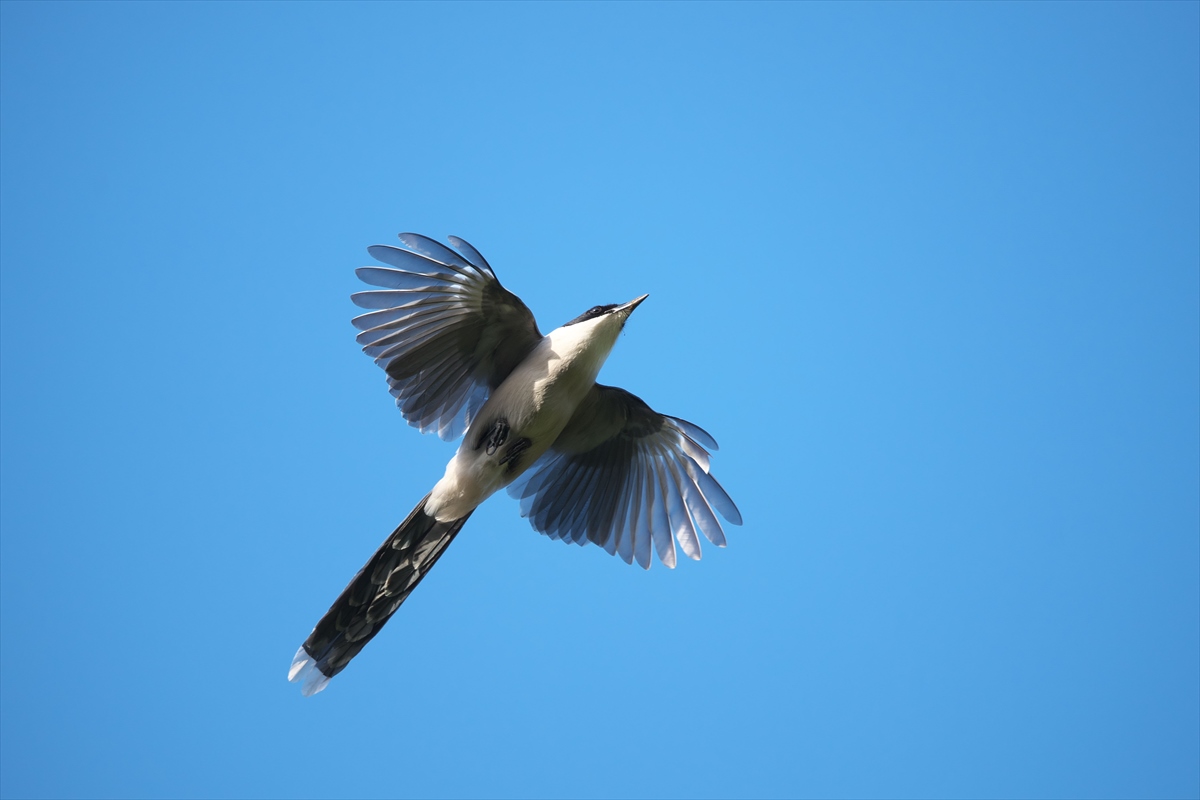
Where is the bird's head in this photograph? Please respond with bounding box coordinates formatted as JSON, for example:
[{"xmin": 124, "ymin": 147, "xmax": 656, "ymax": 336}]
[
  {"xmin": 552, "ymin": 294, "xmax": 650, "ymax": 373},
  {"xmin": 563, "ymin": 294, "xmax": 649, "ymax": 330}
]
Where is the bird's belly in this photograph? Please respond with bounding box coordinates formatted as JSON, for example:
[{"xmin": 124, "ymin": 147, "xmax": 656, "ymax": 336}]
[
  {"xmin": 425, "ymin": 449, "xmax": 507, "ymax": 522},
  {"xmin": 425, "ymin": 350, "xmax": 600, "ymax": 523},
  {"xmin": 424, "ymin": 421, "xmax": 558, "ymax": 522}
]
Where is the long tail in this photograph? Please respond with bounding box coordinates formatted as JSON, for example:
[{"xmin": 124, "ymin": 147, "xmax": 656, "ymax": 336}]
[{"xmin": 288, "ymin": 493, "xmax": 472, "ymax": 696}]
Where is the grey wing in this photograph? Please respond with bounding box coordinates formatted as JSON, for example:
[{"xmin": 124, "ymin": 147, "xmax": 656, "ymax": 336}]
[
  {"xmin": 352, "ymin": 233, "xmax": 542, "ymax": 440},
  {"xmin": 506, "ymin": 385, "xmax": 742, "ymax": 569}
]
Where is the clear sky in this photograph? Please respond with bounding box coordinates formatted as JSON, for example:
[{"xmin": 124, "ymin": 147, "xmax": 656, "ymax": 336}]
[{"xmin": 1, "ymin": 2, "xmax": 1197, "ymax": 798}]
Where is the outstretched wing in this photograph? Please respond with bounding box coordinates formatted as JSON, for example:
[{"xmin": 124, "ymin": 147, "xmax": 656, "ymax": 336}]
[
  {"xmin": 507, "ymin": 384, "xmax": 742, "ymax": 569},
  {"xmin": 352, "ymin": 233, "xmax": 542, "ymax": 440}
]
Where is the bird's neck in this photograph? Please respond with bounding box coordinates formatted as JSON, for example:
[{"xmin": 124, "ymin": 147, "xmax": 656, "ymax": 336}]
[{"xmin": 544, "ymin": 319, "xmax": 620, "ymax": 386}]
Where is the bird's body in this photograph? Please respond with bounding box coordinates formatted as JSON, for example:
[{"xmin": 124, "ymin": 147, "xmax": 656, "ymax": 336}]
[
  {"xmin": 289, "ymin": 234, "xmax": 740, "ymax": 696},
  {"xmin": 427, "ymin": 316, "xmax": 625, "ymax": 521}
]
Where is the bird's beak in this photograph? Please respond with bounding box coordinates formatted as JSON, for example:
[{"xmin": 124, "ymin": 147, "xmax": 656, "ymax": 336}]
[{"xmin": 617, "ymin": 294, "xmax": 649, "ymax": 316}]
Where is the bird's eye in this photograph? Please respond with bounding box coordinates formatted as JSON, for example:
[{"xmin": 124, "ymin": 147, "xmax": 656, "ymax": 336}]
[{"xmin": 563, "ymin": 303, "xmax": 617, "ymax": 326}]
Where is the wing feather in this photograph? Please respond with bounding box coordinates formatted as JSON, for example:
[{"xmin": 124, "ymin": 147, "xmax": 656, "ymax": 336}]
[
  {"xmin": 447, "ymin": 236, "xmax": 497, "ymax": 278},
  {"xmin": 589, "ymin": 438, "xmax": 625, "ymax": 551},
  {"xmin": 632, "ymin": 449, "xmax": 655, "ymax": 569},
  {"xmin": 352, "ymin": 297, "xmax": 461, "ymax": 331},
  {"xmin": 668, "ymin": 417, "xmax": 719, "ymax": 451},
  {"xmin": 664, "ymin": 455, "xmax": 701, "ymax": 561},
  {"xmin": 614, "ymin": 464, "xmax": 638, "ymax": 565},
  {"xmin": 650, "ymin": 462, "xmax": 676, "ymax": 568},
  {"xmin": 396, "ymin": 233, "xmax": 480, "ymax": 273}
]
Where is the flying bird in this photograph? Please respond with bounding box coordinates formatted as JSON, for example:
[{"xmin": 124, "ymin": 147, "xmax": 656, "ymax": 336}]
[{"xmin": 289, "ymin": 233, "xmax": 741, "ymax": 695}]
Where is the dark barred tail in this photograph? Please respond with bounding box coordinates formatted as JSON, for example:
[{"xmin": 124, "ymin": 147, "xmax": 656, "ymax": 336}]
[{"xmin": 289, "ymin": 494, "xmax": 473, "ymax": 696}]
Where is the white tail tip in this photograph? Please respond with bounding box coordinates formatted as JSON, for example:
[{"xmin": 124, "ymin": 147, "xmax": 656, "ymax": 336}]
[{"xmin": 288, "ymin": 645, "xmax": 331, "ymax": 696}]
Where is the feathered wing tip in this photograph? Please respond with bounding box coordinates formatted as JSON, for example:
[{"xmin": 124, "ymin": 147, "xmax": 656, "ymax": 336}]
[
  {"xmin": 288, "ymin": 646, "xmax": 330, "ymax": 697},
  {"xmin": 446, "ymin": 235, "xmax": 496, "ymax": 278}
]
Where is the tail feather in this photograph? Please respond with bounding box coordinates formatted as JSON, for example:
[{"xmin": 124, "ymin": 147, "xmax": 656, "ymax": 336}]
[{"xmin": 289, "ymin": 493, "xmax": 472, "ymax": 695}]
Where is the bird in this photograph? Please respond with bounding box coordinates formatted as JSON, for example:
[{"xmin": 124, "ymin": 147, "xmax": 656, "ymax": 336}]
[{"xmin": 288, "ymin": 233, "xmax": 742, "ymax": 696}]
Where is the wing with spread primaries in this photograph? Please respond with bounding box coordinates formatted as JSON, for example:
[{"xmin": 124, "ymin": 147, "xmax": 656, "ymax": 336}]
[
  {"xmin": 352, "ymin": 233, "xmax": 542, "ymax": 440},
  {"xmin": 507, "ymin": 384, "xmax": 742, "ymax": 568}
]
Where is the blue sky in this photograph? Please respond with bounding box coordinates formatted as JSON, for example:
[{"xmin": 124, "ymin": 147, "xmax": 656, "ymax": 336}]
[{"xmin": 1, "ymin": 2, "xmax": 1197, "ymax": 798}]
